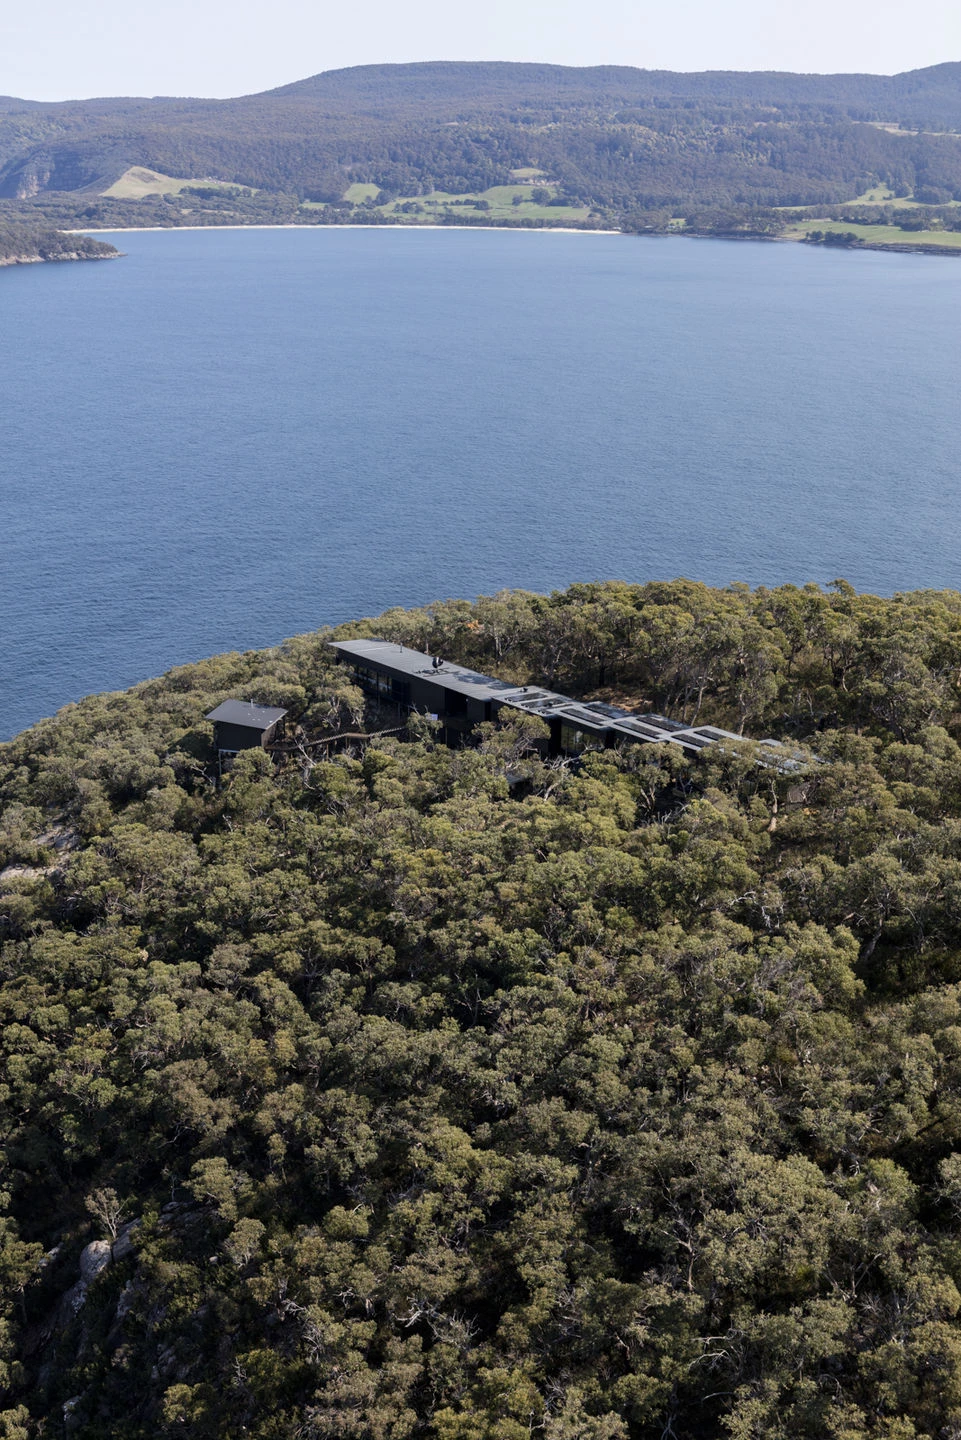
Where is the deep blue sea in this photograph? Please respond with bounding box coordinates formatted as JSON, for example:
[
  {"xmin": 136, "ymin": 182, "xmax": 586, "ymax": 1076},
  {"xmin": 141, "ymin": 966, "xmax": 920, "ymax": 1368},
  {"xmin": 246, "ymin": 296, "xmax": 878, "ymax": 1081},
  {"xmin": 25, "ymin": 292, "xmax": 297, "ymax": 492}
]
[{"xmin": 3, "ymin": 226, "xmax": 961, "ymax": 739}]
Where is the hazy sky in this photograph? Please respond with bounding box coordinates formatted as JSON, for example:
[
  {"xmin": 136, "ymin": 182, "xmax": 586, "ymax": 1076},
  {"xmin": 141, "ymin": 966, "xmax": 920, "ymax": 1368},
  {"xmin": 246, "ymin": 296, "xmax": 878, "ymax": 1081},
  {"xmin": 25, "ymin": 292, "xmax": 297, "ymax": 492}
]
[{"xmin": 3, "ymin": 0, "xmax": 960, "ymax": 102}]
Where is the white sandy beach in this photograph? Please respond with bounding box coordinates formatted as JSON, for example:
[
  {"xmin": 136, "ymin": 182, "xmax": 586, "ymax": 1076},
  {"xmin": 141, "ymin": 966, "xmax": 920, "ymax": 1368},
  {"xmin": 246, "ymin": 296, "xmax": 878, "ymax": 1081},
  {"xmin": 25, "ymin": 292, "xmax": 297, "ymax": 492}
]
[{"xmin": 67, "ymin": 223, "xmax": 623, "ymax": 236}]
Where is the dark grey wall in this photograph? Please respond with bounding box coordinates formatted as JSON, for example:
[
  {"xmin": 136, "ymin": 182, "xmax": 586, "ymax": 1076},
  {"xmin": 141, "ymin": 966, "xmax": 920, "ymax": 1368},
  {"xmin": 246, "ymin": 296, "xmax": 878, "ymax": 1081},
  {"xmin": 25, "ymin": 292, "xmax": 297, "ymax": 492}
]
[{"xmin": 214, "ymin": 719, "xmax": 280, "ymax": 752}]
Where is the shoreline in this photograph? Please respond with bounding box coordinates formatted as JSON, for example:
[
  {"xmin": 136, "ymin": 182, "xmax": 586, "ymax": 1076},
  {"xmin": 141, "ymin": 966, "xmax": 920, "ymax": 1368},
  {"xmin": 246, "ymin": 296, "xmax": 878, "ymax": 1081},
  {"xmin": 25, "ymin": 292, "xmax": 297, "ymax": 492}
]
[
  {"xmin": 66, "ymin": 222, "xmax": 623, "ymax": 236},
  {"xmin": 61, "ymin": 221, "xmax": 961, "ymax": 257},
  {"xmin": 1, "ymin": 250, "xmax": 118, "ymax": 267}
]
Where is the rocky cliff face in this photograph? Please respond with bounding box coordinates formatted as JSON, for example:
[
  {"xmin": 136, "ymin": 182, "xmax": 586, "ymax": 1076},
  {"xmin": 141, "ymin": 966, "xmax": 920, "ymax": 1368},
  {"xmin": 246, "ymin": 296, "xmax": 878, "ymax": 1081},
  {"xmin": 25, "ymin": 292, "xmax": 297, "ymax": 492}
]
[
  {"xmin": 26, "ymin": 1218, "xmax": 151, "ymax": 1431},
  {"xmin": 0, "ymin": 145, "xmax": 121, "ymax": 200}
]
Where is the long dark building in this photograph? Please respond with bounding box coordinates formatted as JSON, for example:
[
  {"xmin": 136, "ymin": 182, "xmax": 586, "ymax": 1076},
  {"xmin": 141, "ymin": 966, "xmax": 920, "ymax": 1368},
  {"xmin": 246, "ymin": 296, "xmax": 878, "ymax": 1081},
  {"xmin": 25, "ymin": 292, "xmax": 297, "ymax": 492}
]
[{"xmin": 329, "ymin": 638, "xmax": 785, "ymax": 760}]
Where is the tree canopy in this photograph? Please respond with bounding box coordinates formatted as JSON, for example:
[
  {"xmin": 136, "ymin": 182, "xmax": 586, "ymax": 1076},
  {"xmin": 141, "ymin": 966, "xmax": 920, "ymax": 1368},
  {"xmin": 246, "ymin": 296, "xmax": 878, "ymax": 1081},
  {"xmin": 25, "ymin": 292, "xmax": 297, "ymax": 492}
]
[
  {"xmin": 0, "ymin": 221, "xmax": 116, "ymax": 264},
  {"xmin": 5, "ymin": 579, "xmax": 961, "ymax": 1437}
]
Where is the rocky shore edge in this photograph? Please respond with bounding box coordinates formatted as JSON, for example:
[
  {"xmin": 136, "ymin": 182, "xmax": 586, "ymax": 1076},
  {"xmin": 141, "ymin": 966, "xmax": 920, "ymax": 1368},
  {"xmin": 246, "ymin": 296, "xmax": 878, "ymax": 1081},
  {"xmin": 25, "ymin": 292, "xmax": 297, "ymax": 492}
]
[{"xmin": 0, "ymin": 227, "xmax": 120, "ymax": 267}]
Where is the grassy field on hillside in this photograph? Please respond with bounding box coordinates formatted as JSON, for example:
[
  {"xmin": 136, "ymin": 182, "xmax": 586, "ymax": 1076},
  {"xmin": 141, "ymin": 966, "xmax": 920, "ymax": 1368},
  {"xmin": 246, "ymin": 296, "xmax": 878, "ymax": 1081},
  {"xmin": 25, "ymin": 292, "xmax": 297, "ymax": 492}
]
[
  {"xmin": 780, "ymin": 187, "xmax": 961, "ymax": 212},
  {"xmin": 847, "ymin": 187, "xmax": 960, "ymax": 208},
  {"xmin": 101, "ymin": 168, "xmax": 194, "ymax": 199},
  {"xmin": 785, "ymin": 218, "xmax": 961, "ymax": 248},
  {"xmin": 343, "ymin": 182, "xmax": 382, "ymax": 202},
  {"xmin": 101, "ymin": 167, "xmax": 251, "ymax": 199},
  {"xmin": 381, "ymin": 185, "xmax": 591, "ymax": 221},
  {"xmin": 304, "ymin": 182, "xmax": 592, "ymax": 223}
]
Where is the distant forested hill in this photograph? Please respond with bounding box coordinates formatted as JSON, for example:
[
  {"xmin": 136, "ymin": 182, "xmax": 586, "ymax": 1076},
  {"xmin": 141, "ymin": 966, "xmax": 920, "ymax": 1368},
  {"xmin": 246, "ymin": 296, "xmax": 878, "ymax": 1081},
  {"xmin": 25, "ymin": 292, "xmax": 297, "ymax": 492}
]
[
  {"xmin": 9, "ymin": 580, "xmax": 961, "ymax": 1437},
  {"xmin": 4, "ymin": 60, "xmax": 961, "ymax": 231}
]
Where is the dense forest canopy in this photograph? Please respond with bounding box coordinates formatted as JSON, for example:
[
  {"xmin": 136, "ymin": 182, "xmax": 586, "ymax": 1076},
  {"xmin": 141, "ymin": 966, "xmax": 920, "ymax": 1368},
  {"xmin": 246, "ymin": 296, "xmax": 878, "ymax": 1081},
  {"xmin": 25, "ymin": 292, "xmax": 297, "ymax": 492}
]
[
  {"xmin": 0, "ymin": 221, "xmax": 117, "ymax": 263},
  {"xmin": 7, "ymin": 580, "xmax": 961, "ymax": 1436},
  {"xmin": 4, "ymin": 61, "xmax": 961, "ymax": 233}
]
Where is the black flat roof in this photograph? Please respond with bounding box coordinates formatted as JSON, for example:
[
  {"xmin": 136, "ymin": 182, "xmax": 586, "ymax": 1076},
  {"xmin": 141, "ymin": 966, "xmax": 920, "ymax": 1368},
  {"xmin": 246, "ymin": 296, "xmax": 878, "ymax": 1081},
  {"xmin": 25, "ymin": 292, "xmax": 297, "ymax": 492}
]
[
  {"xmin": 329, "ymin": 638, "xmax": 561, "ymax": 704},
  {"xmin": 330, "ymin": 638, "xmax": 787, "ymax": 760},
  {"xmin": 206, "ymin": 700, "xmax": 288, "ymax": 729}
]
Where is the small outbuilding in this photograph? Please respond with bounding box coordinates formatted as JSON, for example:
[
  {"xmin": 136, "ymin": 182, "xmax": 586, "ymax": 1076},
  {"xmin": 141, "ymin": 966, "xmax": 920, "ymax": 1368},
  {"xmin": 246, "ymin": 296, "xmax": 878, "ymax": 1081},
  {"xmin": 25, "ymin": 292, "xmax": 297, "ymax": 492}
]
[{"xmin": 205, "ymin": 700, "xmax": 288, "ymax": 759}]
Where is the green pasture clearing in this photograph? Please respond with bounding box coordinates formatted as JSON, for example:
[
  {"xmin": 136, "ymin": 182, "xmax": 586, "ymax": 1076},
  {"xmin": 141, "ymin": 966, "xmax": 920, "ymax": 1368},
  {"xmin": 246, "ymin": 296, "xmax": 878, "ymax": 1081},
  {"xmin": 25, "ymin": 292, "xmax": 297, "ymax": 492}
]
[
  {"xmin": 783, "ymin": 187, "xmax": 960, "ymax": 212},
  {"xmin": 851, "ymin": 185, "xmax": 898, "ymax": 203},
  {"xmin": 343, "ymin": 182, "xmax": 381, "ymax": 202},
  {"xmin": 304, "ymin": 182, "xmax": 589, "ymax": 221},
  {"xmin": 786, "ymin": 218, "xmax": 961, "ymax": 247},
  {"xmin": 780, "ymin": 189, "xmax": 955, "ymax": 213},
  {"xmin": 379, "ymin": 184, "xmax": 590, "ymax": 222},
  {"xmin": 848, "ymin": 186, "xmax": 923, "ymax": 206},
  {"xmin": 863, "ymin": 119, "xmax": 960, "ymax": 138},
  {"xmin": 509, "ymin": 167, "xmax": 548, "ymax": 179},
  {"xmin": 848, "ymin": 186, "xmax": 960, "ymax": 208},
  {"xmin": 101, "ymin": 167, "xmax": 249, "ymax": 199}
]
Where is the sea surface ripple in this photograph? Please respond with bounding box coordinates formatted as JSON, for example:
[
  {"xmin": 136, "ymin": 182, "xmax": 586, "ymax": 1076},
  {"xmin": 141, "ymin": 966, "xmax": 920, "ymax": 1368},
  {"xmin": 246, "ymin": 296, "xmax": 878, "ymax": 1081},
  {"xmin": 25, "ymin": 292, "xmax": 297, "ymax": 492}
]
[{"xmin": 2, "ymin": 226, "xmax": 961, "ymax": 737}]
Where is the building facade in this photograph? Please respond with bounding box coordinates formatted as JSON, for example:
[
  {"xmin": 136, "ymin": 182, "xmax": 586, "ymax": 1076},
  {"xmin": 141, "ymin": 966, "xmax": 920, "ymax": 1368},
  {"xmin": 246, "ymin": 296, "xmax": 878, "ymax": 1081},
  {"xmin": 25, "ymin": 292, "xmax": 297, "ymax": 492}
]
[{"xmin": 205, "ymin": 700, "xmax": 288, "ymax": 759}]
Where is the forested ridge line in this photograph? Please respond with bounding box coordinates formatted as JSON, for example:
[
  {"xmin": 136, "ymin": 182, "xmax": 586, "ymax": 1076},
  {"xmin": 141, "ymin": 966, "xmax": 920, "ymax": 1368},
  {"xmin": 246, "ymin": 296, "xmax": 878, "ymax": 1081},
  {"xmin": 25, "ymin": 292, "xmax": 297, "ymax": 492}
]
[
  {"xmin": 6, "ymin": 579, "xmax": 961, "ymax": 1437},
  {"xmin": 6, "ymin": 60, "xmax": 961, "ymax": 239}
]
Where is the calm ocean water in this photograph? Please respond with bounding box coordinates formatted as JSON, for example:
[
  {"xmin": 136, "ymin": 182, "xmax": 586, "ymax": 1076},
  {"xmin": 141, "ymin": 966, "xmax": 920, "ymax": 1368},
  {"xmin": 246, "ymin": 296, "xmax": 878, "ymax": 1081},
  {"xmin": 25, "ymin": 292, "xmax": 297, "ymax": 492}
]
[{"xmin": 2, "ymin": 226, "xmax": 961, "ymax": 739}]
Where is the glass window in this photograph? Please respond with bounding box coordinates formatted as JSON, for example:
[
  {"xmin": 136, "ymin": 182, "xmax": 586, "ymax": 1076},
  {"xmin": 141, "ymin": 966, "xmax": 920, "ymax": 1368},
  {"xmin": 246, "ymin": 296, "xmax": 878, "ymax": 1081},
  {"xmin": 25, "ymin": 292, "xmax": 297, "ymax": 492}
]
[
  {"xmin": 351, "ymin": 665, "xmax": 379, "ymax": 693},
  {"xmin": 560, "ymin": 723, "xmax": 603, "ymax": 755}
]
